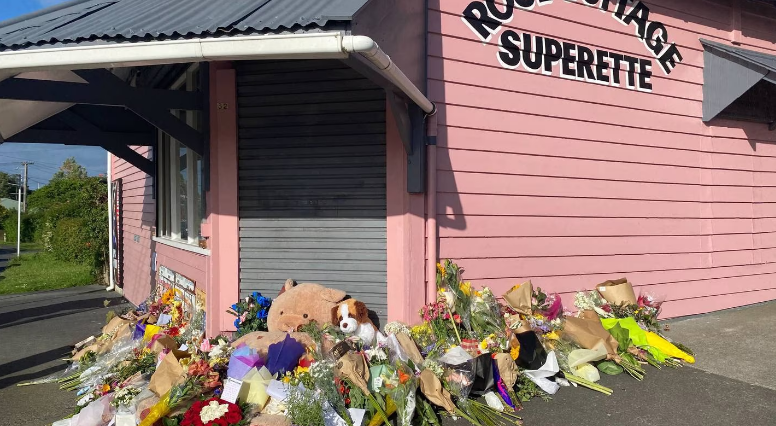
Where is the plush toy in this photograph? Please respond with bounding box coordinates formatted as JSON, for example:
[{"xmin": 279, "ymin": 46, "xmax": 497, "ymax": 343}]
[
  {"xmin": 232, "ymin": 279, "xmax": 347, "ymax": 355},
  {"xmin": 332, "ymin": 299, "xmax": 382, "ymax": 346}
]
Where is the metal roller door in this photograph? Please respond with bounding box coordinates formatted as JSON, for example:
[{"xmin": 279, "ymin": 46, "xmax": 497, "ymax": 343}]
[{"xmin": 236, "ymin": 60, "xmax": 388, "ymax": 325}]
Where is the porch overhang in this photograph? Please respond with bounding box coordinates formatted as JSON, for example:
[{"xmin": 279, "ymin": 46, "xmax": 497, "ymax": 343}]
[
  {"xmin": 701, "ymin": 39, "xmax": 776, "ymax": 128},
  {"xmin": 0, "ymin": 32, "xmax": 434, "ymax": 191}
]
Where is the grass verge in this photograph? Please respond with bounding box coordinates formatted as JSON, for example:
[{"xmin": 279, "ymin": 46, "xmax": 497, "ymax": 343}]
[{"xmin": 0, "ymin": 252, "xmax": 94, "ymax": 294}]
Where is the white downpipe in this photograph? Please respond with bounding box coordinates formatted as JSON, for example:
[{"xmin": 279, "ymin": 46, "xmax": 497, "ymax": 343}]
[
  {"xmin": 106, "ymin": 152, "xmax": 115, "ymax": 292},
  {"xmin": 16, "ymin": 186, "xmax": 21, "ymax": 258},
  {"xmin": 0, "ymin": 32, "xmax": 435, "ymax": 115}
]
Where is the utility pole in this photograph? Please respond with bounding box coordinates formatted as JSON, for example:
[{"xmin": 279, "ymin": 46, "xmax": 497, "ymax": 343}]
[
  {"xmin": 21, "ymin": 161, "xmax": 33, "ymax": 213},
  {"xmin": 16, "ymin": 185, "xmax": 21, "ymax": 257}
]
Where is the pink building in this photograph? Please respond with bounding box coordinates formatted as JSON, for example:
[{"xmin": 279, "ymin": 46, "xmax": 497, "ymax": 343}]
[{"xmin": 2, "ymin": 0, "xmax": 776, "ymax": 336}]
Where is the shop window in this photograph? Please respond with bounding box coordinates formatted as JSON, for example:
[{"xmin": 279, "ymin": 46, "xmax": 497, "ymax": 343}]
[{"xmin": 157, "ymin": 65, "xmax": 205, "ymax": 247}]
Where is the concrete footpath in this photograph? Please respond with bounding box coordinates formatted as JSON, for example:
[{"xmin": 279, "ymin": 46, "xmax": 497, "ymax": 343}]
[
  {"xmin": 0, "ymin": 285, "xmax": 128, "ymax": 425},
  {"xmin": 0, "ymin": 285, "xmax": 774, "ymax": 425}
]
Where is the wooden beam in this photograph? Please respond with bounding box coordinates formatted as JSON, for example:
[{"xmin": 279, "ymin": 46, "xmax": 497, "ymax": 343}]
[
  {"xmin": 74, "ymin": 69, "xmax": 204, "ymax": 155},
  {"xmin": 7, "ymin": 129, "xmax": 154, "ymax": 146},
  {"xmin": 101, "ymin": 143, "xmax": 155, "ymax": 175},
  {"xmin": 0, "ymin": 77, "xmax": 202, "ymax": 110}
]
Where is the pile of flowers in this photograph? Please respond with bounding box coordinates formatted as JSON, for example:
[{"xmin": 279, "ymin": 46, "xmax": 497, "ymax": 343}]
[{"xmin": 37, "ymin": 262, "xmax": 695, "ymax": 426}]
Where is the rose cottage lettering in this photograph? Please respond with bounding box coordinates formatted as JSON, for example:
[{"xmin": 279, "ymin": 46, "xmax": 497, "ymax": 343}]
[{"xmin": 462, "ymin": 0, "xmax": 683, "ymax": 92}]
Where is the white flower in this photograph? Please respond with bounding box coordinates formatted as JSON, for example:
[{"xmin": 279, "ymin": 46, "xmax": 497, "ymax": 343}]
[
  {"xmin": 365, "ymin": 347, "xmax": 388, "ymax": 362},
  {"xmin": 200, "ymin": 400, "xmax": 230, "ymax": 423},
  {"xmin": 384, "ymin": 321, "xmax": 411, "ymax": 335},
  {"xmin": 439, "ymin": 289, "xmax": 456, "ymax": 312}
]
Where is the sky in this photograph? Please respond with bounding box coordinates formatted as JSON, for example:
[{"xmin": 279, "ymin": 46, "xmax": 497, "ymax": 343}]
[{"xmin": 0, "ymin": 0, "xmax": 108, "ymax": 186}]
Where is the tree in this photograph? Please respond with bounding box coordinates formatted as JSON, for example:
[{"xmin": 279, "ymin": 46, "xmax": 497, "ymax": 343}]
[
  {"xmin": 0, "ymin": 171, "xmax": 20, "ymax": 199},
  {"xmin": 51, "ymin": 157, "xmax": 88, "ymax": 181}
]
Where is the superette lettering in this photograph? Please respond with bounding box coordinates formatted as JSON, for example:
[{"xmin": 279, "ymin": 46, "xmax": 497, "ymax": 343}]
[{"xmin": 462, "ymin": 0, "xmax": 683, "ymax": 91}]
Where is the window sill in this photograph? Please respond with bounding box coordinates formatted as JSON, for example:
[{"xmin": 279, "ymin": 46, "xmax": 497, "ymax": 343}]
[{"xmin": 152, "ymin": 236, "xmax": 211, "ymax": 256}]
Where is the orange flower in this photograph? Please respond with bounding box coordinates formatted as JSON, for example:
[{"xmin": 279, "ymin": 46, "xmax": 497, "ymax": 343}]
[
  {"xmin": 102, "ymin": 384, "xmax": 111, "ymax": 393},
  {"xmin": 398, "ymin": 370, "xmax": 410, "ymax": 385}
]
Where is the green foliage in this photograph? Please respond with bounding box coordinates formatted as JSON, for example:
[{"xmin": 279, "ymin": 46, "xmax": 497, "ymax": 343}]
[
  {"xmin": 26, "ymin": 175, "xmax": 108, "ymax": 276},
  {"xmin": 2, "ymin": 212, "xmax": 35, "ymax": 243},
  {"xmin": 52, "ymin": 218, "xmax": 101, "ymax": 268},
  {"xmin": 0, "ymin": 171, "xmax": 19, "ymax": 199},
  {"xmin": 0, "ymin": 205, "xmax": 9, "ymax": 230},
  {"xmin": 51, "ymin": 157, "xmax": 88, "ymax": 181}
]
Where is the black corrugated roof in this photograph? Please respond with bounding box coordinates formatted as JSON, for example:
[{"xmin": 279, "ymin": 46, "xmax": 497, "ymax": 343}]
[
  {"xmin": 701, "ymin": 39, "xmax": 776, "ymax": 72},
  {"xmin": 0, "ymin": 0, "xmax": 371, "ymax": 51}
]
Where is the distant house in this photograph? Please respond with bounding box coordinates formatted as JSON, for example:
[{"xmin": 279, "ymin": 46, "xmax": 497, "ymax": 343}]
[{"xmin": 0, "ymin": 198, "xmax": 17, "ymax": 211}]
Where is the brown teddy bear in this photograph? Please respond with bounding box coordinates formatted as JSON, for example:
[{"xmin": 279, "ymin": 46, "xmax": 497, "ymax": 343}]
[{"xmin": 231, "ymin": 279, "xmax": 347, "ymax": 356}]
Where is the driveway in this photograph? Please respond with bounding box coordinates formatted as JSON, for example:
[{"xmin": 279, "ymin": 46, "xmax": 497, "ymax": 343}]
[{"xmin": 0, "ymin": 285, "xmax": 128, "ymax": 425}]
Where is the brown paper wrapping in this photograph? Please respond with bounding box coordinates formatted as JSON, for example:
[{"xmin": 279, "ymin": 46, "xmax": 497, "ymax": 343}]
[
  {"xmin": 149, "ymin": 352, "xmax": 187, "ymax": 397},
  {"xmin": 596, "ymin": 278, "xmax": 637, "ymax": 306},
  {"xmin": 336, "ymin": 353, "xmax": 370, "ymax": 395},
  {"xmin": 493, "ymin": 353, "xmax": 518, "ymax": 389},
  {"xmin": 149, "ymin": 335, "xmax": 180, "ymax": 354},
  {"xmin": 419, "ymin": 370, "xmax": 456, "ymax": 413},
  {"xmin": 562, "ymin": 311, "xmax": 619, "ymax": 358},
  {"xmin": 71, "ymin": 316, "xmax": 133, "ymax": 360},
  {"xmin": 503, "ymin": 281, "xmax": 533, "ymax": 315},
  {"xmin": 396, "ymin": 333, "xmax": 424, "ymax": 366}
]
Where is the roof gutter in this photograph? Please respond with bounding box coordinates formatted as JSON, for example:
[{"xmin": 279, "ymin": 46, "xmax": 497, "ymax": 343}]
[{"xmin": 0, "ymin": 32, "xmax": 435, "ymax": 115}]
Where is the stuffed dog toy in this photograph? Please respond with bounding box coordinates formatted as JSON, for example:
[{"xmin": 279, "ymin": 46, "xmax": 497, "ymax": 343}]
[{"xmin": 332, "ymin": 299, "xmax": 383, "ymax": 346}]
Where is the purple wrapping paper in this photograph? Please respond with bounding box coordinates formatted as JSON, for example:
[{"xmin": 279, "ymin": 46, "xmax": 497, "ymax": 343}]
[
  {"xmin": 133, "ymin": 322, "xmax": 146, "ymax": 340},
  {"xmin": 265, "ymin": 334, "xmax": 305, "ymax": 375},
  {"xmin": 227, "ymin": 344, "xmax": 264, "ymax": 380},
  {"xmin": 492, "ymin": 357, "xmax": 515, "ymax": 409}
]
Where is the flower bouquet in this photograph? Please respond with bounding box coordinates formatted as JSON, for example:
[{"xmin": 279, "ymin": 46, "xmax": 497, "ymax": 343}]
[
  {"xmin": 180, "ymin": 398, "xmax": 244, "ymax": 426},
  {"xmin": 227, "ymin": 292, "xmax": 273, "ymax": 337}
]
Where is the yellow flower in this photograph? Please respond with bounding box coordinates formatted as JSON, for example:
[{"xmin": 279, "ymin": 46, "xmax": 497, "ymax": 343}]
[
  {"xmin": 295, "ymin": 366, "xmax": 310, "ymax": 376},
  {"xmin": 161, "ymin": 289, "xmax": 175, "ymax": 304},
  {"xmin": 534, "ymin": 314, "xmax": 545, "ymax": 321},
  {"xmin": 474, "ymin": 290, "xmax": 483, "ymax": 298},
  {"xmin": 545, "ymin": 331, "xmax": 560, "ymax": 340},
  {"xmin": 460, "ymin": 282, "xmax": 472, "ymax": 297},
  {"xmin": 480, "ymin": 340, "xmax": 488, "ymax": 350},
  {"xmin": 510, "ymin": 347, "xmax": 520, "ymax": 360},
  {"xmin": 437, "ymin": 263, "xmax": 446, "ymax": 279},
  {"xmin": 102, "ymin": 384, "xmax": 111, "ymax": 393}
]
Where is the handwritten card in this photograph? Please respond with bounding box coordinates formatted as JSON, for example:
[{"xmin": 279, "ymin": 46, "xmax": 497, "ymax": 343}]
[{"xmin": 221, "ymin": 377, "xmax": 243, "ymax": 404}]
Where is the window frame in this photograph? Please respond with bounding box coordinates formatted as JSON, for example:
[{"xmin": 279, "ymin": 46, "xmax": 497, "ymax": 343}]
[{"xmin": 154, "ymin": 64, "xmax": 207, "ymax": 253}]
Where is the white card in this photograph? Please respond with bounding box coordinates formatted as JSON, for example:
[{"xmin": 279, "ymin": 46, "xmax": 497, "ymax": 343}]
[
  {"xmin": 373, "ymin": 377, "xmax": 383, "ymax": 389},
  {"xmin": 221, "ymin": 377, "xmax": 243, "ymax": 404},
  {"xmin": 157, "ymin": 314, "xmax": 172, "ymax": 325},
  {"xmin": 266, "ymin": 379, "xmax": 289, "ymax": 400},
  {"xmin": 178, "ymin": 344, "xmax": 188, "ymax": 351},
  {"xmin": 115, "ymin": 413, "xmax": 136, "ymax": 426},
  {"xmin": 348, "ymin": 408, "xmax": 366, "ymax": 426}
]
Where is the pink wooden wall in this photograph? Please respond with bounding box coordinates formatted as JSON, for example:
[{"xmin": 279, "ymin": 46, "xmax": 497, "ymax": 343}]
[
  {"xmin": 430, "ymin": 0, "xmax": 776, "ymax": 317},
  {"xmin": 111, "ymin": 148, "xmax": 209, "ymax": 307}
]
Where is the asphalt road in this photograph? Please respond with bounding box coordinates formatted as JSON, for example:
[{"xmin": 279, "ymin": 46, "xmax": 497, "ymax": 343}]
[
  {"xmin": 0, "ymin": 284, "xmax": 774, "ymax": 426},
  {"xmin": 0, "ymin": 285, "xmax": 128, "ymax": 426}
]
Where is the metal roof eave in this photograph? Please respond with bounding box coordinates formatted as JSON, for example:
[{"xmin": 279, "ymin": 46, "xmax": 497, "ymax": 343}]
[{"xmin": 701, "ymin": 38, "xmax": 776, "ymax": 123}]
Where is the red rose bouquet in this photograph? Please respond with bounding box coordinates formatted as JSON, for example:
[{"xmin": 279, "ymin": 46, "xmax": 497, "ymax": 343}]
[{"xmin": 180, "ymin": 398, "xmax": 243, "ymax": 426}]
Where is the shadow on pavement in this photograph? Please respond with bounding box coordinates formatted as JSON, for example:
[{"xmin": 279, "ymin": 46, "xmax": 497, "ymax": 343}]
[
  {"xmin": 0, "ymin": 296, "xmax": 113, "ymax": 329},
  {"xmin": 0, "ymin": 346, "xmax": 72, "ymax": 390}
]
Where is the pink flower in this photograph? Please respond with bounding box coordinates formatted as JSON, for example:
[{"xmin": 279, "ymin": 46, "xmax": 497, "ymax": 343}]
[{"xmin": 200, "ymin": 339, "xmax": 212, "ymax": 353}]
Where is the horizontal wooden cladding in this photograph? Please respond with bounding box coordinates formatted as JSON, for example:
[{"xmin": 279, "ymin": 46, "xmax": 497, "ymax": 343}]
[
  {"xmin": 428, "ymin": 10, "xmax": 706, "ymax": 78},
  {"xmin": 440, "ymin": 148, "xmax": 753, "ymax": 187},
  {"xmin": 462, "ymin": 261, "xmax": 776, "ymax": 295},
  {"xmin": 439, "ymin": 234, "xmax": 765, "ymax": 258},
  {"xmin": 437, "ymin": 194, "xmax": 760, "ymax": 219},
  {"xmin": 436, "ymin": 104, "xmax": 776, "ymax": 149},
  {"xmin": 427, "ymin": 35, "xmax": 700, "ymax": 103},
  {"xmin": 433, "ymin": 85, "xmax": 706, "ymax": 139},
  {"xmin": 437, "ymin": 126, "xmax": 770, "ymax": 170},
  {"xmin": 437, "ymin": 171, "xmax": 751, "ymax": 202},
  {"xmin": 660, "ymin": 289, "xmax": 776, "ymax": 318},
  {"xmin": 438, "ymin": 215, "xmax": 772, "ymax": 238},
  {"xmin": 428, "ymin": 57, "xmax": 700, "ymax": 118},
  {"xmin": 431, "ymin": 0, "xmax": 776, "ymax": 64}
]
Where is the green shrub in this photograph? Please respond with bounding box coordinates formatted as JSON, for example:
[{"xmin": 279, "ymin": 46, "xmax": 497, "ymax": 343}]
[
  {"xmin": 3, "ymin": 212, "xmax": 35, "ymax": 243},
  {"xmin": 52, "ymin": 217, "xmax": 101, "ymax": 268}
]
